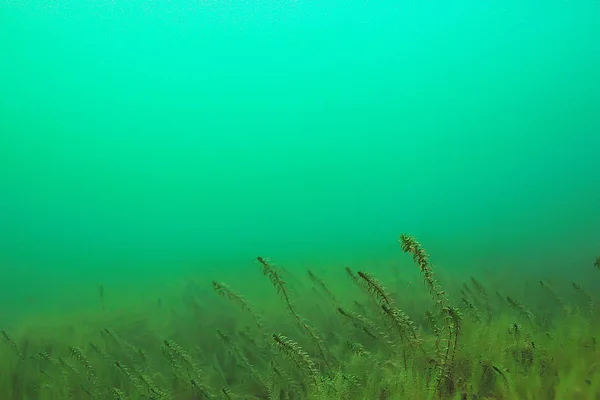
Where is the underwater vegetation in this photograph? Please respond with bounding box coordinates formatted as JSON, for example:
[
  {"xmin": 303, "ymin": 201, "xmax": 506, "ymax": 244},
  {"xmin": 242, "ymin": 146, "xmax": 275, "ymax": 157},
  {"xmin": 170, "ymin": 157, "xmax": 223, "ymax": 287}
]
[{"xmin": 1, "ymin": 234, "xmax": 599, "ymax": 399}]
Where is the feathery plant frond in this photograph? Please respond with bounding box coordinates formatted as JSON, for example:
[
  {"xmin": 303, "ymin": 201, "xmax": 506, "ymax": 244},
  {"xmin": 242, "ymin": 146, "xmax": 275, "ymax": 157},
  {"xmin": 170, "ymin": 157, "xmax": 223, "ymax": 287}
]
[
  {"xmin": 212, "ymin": 281, "xmax": 265, "ymax": 331},
  {"xmin": 399, "ymin": 234, "xmax": 462, "ymax": 396},
  {"xmin": 272, "ymin": 333, "xmax": 319, "ymax": 388},
  {"xmin": 257, "ymin": 256, "xmax": 331, "ymax": 369}
]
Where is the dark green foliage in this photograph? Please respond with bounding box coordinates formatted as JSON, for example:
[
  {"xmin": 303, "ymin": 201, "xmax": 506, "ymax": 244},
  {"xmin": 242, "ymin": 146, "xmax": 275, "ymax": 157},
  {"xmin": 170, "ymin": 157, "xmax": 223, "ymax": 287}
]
[{"xmin": 1, "ymin": 234, "xmax": 599, "ymax": 399}]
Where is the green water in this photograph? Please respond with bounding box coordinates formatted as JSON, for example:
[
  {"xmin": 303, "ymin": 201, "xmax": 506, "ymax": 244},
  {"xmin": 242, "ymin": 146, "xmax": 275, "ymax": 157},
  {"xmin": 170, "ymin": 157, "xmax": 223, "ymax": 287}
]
[{"xmin": 1, "ymin": 0, "xmax": 599, "ymax": 322}]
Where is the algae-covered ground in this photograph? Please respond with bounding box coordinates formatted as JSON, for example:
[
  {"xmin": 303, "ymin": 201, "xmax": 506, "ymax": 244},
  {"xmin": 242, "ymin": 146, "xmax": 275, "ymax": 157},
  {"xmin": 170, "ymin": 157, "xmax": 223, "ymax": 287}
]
[{"xmin": 1, "ymin": 234, "xmax": 599, "ymax": 399}]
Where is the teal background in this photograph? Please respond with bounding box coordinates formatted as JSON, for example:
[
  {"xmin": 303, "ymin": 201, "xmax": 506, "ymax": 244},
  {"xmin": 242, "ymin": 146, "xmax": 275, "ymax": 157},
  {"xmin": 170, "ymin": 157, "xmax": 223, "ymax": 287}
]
[{"xmin": 1, "ymin": 1, "xmax": 599, "ymax": 321}]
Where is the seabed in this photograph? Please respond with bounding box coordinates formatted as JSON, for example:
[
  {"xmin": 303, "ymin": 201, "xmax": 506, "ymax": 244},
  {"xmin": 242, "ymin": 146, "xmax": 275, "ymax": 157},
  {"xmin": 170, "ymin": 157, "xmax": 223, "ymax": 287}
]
[{"xmin": 1, "ymin": 234, "xmax": 599, "ymax": 399}]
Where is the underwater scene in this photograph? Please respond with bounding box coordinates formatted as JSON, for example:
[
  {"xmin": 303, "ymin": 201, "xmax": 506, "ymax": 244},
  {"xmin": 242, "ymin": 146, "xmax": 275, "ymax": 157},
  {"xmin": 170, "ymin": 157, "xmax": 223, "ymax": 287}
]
[{"xmin": 1, "ymin": 0, "xmax": 600, "ymax": 399}]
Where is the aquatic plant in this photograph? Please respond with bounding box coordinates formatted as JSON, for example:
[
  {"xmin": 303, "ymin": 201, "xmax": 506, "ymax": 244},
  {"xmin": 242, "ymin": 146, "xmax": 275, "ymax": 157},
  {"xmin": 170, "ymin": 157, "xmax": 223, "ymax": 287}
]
[{"xmin": 0, "ymin": 233, "xmax": 599, "ymax": 399}]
